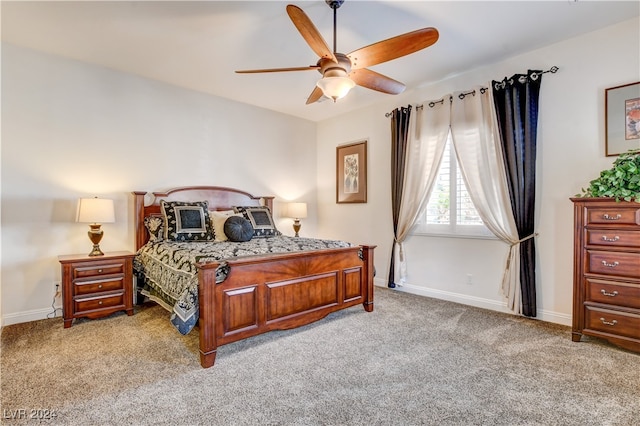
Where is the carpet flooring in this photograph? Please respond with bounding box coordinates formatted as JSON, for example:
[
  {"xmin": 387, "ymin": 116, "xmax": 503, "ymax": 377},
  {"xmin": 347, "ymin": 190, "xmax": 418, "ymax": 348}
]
[{"xmin": 1, "ymin": 288, "xmax": 638, "ymax": 425}]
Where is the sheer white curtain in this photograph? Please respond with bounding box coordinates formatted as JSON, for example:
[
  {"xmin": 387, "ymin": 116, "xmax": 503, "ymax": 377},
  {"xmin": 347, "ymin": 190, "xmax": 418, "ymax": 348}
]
[
  {"xmin": 392, "ymin": 100, "xmax": 449, "ymax": 285},
  {"xmin": 449, "ymin": 87, "xmax": 523, "ymax": 314}
]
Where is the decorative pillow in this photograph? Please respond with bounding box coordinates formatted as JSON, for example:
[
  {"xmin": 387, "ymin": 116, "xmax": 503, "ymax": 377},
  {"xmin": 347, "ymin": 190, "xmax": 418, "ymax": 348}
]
[
  {"xmin": 210, "ymin": 210, "xmax": 242, "ymax": 242},
  {"xmin": 223, "ymin": 215, "xmax": 254, "ymax": 242},
  {"xmin": 161, "ymin": 200, "xmax": 214, "ymax": 242},
  {"xmin": 144, "ymin": 216, "xmax": 164, "ymax": 242},
  {"xmin": 234, "ymin": 206, "xmax": 281, "ymax": 238}
]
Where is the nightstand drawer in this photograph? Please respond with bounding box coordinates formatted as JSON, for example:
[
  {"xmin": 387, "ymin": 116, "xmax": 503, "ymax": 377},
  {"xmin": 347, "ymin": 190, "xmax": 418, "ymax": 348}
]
[
  {"xmin": 75, "ymin": 293, "xmax": 125, "ymax": 313},
  {"xmin": 73, "ymin": 262, "xmax": 126, "ymax": 279},
  {"xmin": 585, "ymin": 278, "xmax": 640, "ymax": 309},
  {"xmin": 585, "ymin": 307, "xmax": 640, "ymax": 340},
  {"xmin": 74, "ymin": 277, "xmax": 125, "ymax": 296},
  {"xmin": 586, "ymin": 250, "xmax": 640, "ymax": 277}
]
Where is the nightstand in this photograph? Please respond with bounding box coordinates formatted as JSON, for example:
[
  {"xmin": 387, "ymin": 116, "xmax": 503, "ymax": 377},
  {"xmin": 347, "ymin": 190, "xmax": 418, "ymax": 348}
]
[{"xmin": 58, "ymin": 251, "xmax": 135, "ymax": 328}]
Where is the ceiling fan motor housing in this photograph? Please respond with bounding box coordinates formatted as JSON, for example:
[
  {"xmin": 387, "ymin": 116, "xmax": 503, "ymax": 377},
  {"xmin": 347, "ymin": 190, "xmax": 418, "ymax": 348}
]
[{"xmin": 318, "ymin": 53, "xmax": 351, "ymax": 77}]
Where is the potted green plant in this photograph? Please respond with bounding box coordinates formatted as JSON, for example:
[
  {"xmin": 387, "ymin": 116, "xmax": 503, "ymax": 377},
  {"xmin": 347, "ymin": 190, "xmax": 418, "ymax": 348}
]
[{"xmin": 577, "ymin": 150, "xmax": 640, "ymax": 202}]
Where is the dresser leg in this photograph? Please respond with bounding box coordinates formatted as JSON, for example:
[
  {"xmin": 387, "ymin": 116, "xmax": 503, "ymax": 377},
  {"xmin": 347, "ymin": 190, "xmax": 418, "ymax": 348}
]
[
  {"xmin": 571, "ymin": 332, "xmax": 582, "ymax": 342},
  {"xmin": 63, "ymin": 318, "xmax": 73, "ymax": 328}
]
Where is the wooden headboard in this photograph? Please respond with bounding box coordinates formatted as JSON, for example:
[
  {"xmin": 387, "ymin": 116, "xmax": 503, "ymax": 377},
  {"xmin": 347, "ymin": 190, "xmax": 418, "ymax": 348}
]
[{"xmin": 133, "ymin": 186, "xmax": 275, "ymax": 250}]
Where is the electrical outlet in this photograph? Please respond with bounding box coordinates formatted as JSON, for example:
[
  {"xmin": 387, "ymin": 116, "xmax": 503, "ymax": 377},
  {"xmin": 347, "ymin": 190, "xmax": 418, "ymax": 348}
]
[{"xmin": 466, "ymin": 274, "xmax": 473, "ymax": 285}]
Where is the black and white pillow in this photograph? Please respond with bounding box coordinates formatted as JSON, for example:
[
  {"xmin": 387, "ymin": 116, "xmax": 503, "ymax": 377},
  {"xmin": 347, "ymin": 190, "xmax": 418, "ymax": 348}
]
[
  {"xmin": 161, "ymin": 200, "xmax": 214, "ymax": 242},
  {"xmin": 144, "ymin": 216, "xmax": 164, "ymax": 242},
  {"xmin": 233, "ymin": 206, "xmax": 281, "ymax": 238}
]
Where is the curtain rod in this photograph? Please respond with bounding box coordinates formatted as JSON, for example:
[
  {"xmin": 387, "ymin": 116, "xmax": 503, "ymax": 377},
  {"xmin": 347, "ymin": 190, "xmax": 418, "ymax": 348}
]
[{"xmin": 385, "ymin": 66, "xmax": 559, "ymax": 117}]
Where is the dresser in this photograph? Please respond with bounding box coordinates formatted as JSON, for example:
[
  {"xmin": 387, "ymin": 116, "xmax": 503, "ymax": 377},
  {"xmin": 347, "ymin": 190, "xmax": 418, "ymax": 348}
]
[
  {"xmin": 571, "ymin": 198, "xmax": 640, "ymax": 352},
  {"xmin": 59, "ymin": 251, "xmax": 135, "ymax": 328}
]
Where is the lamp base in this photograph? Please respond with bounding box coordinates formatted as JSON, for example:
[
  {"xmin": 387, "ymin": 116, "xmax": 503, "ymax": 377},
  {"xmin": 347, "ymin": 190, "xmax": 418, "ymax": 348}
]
[
  {"xmin": 88, "ymin": 244, "xmax": 105, "ymax": 257},
  {"xmin": 87, "ymin": 224, "xmax": 105, "ymax": 256},
  {"xmin": 293, "ymin": 220, "xmax": 301, "ymax": 238}
]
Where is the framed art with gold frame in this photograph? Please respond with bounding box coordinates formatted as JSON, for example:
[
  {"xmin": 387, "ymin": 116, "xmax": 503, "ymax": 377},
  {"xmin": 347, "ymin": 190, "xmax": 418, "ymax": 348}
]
[{"xmin": 336, "ymin": 140, "xmax": 367, "ymax": 203}]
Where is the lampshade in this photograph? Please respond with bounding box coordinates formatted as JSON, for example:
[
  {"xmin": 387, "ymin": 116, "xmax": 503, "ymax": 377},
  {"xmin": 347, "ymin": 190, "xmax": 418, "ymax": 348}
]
[
  {"xmin": 76, "ymin": 198, "xmax": 115, "ymax": 224},
  {"xmin": 316, "ymin": 68, "xmax": 355, "ymax": 102},
  {"xmin": 287, "ymin": 202, "xmax": 308, "ymax": 219}
]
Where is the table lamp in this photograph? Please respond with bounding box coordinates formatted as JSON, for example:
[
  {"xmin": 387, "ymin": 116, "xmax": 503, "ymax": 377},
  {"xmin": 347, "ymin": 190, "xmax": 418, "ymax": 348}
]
[
  {"xmin": 287, "ymin": 202, "xmax": 308, "ymax": 237},
  {"xmin": 76, "ymin": 197, "xmax": 115, "ymax": 256}
]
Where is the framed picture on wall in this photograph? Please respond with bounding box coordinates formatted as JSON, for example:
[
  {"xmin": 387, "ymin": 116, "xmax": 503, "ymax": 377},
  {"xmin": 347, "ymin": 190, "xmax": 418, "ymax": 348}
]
[
  {"xmin": 336, "ymin": 140, "xmax": 367, "ymax": 203},
  {"xmin": 605, "ymin": 81, "xmax": 640, "ymax": 156}
]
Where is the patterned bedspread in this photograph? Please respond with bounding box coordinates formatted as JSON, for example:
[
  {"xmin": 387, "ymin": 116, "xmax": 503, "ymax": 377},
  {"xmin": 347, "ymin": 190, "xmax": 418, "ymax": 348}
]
[{"xmin": 133, "ymin": 236, "xmax": 352, "ymax": 334}]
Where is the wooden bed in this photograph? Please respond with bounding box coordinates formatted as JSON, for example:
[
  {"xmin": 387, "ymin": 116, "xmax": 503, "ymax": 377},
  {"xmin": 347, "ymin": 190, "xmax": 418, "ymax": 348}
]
[{"xmin": 133, "ymin": 186, "xmax": 375, "ymax": 368}]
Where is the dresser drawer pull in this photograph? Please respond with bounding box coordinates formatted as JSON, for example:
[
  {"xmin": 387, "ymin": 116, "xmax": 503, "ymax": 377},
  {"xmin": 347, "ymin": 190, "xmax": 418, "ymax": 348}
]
[
  {"xmin": 98, "ymin": 269, "xmax": 103, "ymax": 273},
  {"xmin": 599, "ymin": 317, "xmax": 617, "ymax": 326},
  {"xmin": 600, "ymin": 260, "xmax": 619, "ymax": 268},
  {"xmin": 600, "ymin": 289, "xmax": 619, "ymax": 297},
  {"xmin": 602, "ymin": 214, "xmax": 622, "ymax": 220},
  {"xmin": 601, "ymin": 235, "xmax": 620, "ymax": 242},
  {"xmin": 98, "ymin": 301, "xmax": 103, "ymax": 305}
]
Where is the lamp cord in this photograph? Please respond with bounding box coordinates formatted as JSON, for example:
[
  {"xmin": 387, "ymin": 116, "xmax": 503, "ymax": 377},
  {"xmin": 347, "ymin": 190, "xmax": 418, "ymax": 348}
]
[{"xmin": 47, "ymin": 286, "xmax": 62, "ymax": 319}]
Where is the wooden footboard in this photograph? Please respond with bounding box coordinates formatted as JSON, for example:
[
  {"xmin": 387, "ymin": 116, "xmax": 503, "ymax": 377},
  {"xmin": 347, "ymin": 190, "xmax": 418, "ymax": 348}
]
[{"xmin": 197, "ymin": 245, "xmax": 375, "ymax": 368}]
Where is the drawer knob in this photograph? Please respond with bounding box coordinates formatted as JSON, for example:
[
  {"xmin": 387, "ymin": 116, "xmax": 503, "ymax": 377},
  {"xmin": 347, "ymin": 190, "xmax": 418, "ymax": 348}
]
[
  {"xmin": 602, "ymin": 213, "xmax": 621, "ymax": 220},
  {"xmin": 98, "ymin": 301, "xmax": 103, "ymax": 305},
  {"xmin": 601, "ymin": 235, "xmax": 620, "ymax": 242},
  {"xmin": 98, "ymin": 269, "xmax": 103, "ymax": 273},
  {"xmin": 600, "ymin": 289, "xmax": 619, "ymax": 297},
  {"xmin": 601, "ymin": 260, "xmax": 619, "ymax": 268},
  {"xmin": 98, "ymin": 284, "xmax": 103, "ymax": 289},
  {"xmin": 599, "ymin": 317, "xmax": 617, "ymax": 326}
]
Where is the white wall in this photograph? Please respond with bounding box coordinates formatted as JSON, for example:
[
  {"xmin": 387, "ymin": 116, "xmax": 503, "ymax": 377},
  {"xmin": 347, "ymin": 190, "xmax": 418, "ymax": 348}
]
[
  {"xmin": 316, "ymin": 17, "xmax": 640, "ymax": 325},
  {"xmin": 2, "ymin": 17, "xmax": 639, "ymax": 327},
  {"xmin": 1, "ymin": 43, "xmax": 317, "ymax": 325}
]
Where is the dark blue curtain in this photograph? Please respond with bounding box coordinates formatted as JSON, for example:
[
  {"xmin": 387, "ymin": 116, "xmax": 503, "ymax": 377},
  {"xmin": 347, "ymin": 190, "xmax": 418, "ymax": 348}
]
[
  {"xmin": 388, "ymin": 106, "xmax": 412, "ymax": 288},
  {"xmin": 492, "ymin": 70, "xmax": 542, "ymax": 317}
]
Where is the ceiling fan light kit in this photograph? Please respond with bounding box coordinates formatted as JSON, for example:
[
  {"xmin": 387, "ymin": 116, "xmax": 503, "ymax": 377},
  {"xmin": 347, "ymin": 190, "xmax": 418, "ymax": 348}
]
[
  {"xmin": 316, "ymin": 73, "xmax": 355, "ymax": 101},
  {"xmin": 235, "ymin": 1, "xmax": 439, "ymax": 104}
]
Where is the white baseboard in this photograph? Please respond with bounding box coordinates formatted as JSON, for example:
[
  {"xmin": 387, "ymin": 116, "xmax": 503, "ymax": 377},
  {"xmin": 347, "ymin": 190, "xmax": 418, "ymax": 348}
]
[
  {"xmin": 2, "ymin": 305, "xmax": 62, "ymax": 326},
  {"xmin": 4, "ymin": 281, "xmax": 571, "ymax": 328},
  {"xmin": 374, "ymin": 279, "xmax": 571, "ymax": 327}
]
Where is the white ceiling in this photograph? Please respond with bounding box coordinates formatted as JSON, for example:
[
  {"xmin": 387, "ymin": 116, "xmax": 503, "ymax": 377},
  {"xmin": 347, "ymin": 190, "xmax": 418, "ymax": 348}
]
[{"xmin": 2, "ymin": 1, "xmax": 639, "ymax": 122}]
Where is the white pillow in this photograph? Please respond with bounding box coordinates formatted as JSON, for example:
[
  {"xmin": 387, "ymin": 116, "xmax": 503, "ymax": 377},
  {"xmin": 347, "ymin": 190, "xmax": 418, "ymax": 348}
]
[{"xmin": 210, "ymin": 210, "xmax": 242, "ymax": 242}]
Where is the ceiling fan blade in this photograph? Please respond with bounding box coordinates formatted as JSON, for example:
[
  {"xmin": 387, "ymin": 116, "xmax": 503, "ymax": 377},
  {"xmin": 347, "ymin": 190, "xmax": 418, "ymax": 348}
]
[
  {"xmin": 286, "ymin": 5, "xmax": 337, "ymax": 63},
  {"xmin": 236, "ymin": 66, "xmax": 320, "ymax": 74},
  {"xmin": 305, "ymin": 86, "xmax": 324, "ymax": 105},
  {"xmin": 348, "ymin": 27, "xmax": 439, "ymax": 70},
  {"xmin": 349, "ymin": 68, "xmax": 406, "ymax": 95}
]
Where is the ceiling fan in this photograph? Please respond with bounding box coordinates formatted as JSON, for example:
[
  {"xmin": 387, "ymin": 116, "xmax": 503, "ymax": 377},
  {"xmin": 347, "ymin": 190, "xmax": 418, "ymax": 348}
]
[{"xmin": 235, "ymin": 0, "xmax": 439, "ymax": 104}]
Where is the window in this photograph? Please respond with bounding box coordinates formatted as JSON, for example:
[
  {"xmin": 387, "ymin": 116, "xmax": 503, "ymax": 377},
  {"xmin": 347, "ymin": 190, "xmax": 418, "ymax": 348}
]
[{"xmin": 412, "ymin": 132, "xmax": 494, "ymax": 238}]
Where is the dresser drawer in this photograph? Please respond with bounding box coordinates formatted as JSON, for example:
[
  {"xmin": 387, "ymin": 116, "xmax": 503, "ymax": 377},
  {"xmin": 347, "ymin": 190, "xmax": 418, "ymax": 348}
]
[
  {"xmin": 585, "ymin": 278, "xmax": 640, "ymax": 309},
  {"xmin": 586, "ymin": 207, "xmax": 640, "ymax": 225},
  {"xmin": 74, "ymin": 277, "xmax": 125, "ymax": 296},
  {"xmin": 586, "ymin": 229, "xmax": 640, "ymax": 248},
  {"xmin": 586, "ymin": 250, "xmax": 640, "ymax": 277},
  {"xmin": 73, "ymin": 262, "xmax": 126, "ymax": 279},
  {"xmin": 585, "ymin": 307, "xmax": 640, "ymax": 340},
  {"xmin": 75, "ymin": 293, "xmax": 125, "ymax": 313}
]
